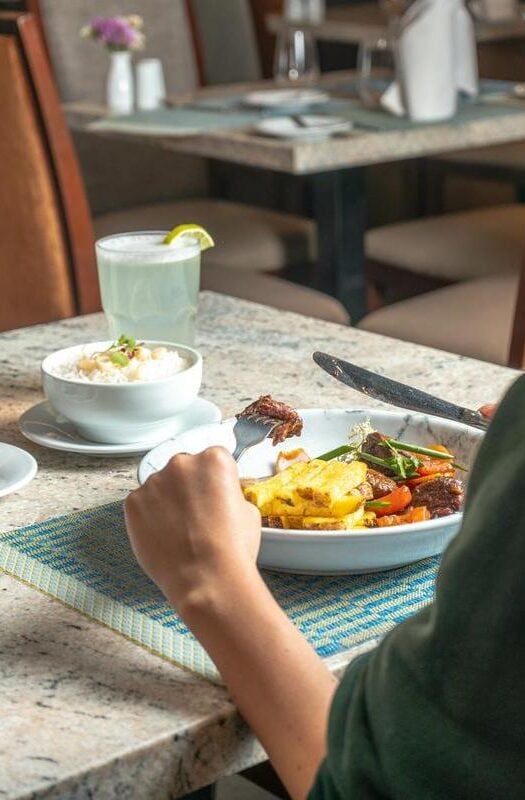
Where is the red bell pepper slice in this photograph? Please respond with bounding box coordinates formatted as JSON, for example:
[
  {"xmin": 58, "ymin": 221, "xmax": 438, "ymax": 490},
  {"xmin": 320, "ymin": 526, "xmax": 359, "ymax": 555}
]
[{"xmin": 373, "ymin": 485, "xmax": 412, "ymax": 518}]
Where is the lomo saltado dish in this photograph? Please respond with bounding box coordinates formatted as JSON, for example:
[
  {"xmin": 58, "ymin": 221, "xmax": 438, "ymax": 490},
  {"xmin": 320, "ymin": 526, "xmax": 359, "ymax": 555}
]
[{"xmin": 239, "ymin": 396, "xmax": 465, "ymax": 531}]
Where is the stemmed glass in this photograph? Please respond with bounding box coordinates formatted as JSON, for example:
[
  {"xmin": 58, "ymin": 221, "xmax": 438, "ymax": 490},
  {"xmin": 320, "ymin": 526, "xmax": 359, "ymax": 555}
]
[
  {"xmin": 273, "ymin": 26, "xmax": 320, "ymax": 84},
  {"xmin": 357, "ymin": 35, "xmax": 396, "ymax": 108}
]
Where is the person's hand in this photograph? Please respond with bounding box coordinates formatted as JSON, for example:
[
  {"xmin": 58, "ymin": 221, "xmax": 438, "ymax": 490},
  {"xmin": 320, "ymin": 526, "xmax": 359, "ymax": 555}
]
[
  {"xmin": 124, "ymin": 447, "xmax": 262, "ymax": 615},
  {"xmin": 479, "ymin": 404, "xmax": 498, "ymax": 420}
]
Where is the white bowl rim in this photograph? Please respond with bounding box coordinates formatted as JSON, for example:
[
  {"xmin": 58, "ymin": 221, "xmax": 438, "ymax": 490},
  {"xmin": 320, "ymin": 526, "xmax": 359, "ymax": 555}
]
[
  {"xmin": 95, "ymin": 230, "xmax": 201, "ymax": 258},
  {"xmin": 41, "ymin": 340, "xmax": 202, "ymax": 388}
]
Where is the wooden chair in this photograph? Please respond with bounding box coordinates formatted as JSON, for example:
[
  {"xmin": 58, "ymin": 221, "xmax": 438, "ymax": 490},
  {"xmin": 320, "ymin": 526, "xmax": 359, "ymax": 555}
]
[
  {"xmin": 249, "ymin": 0, "xmax": 283, "ymax": 78},
  {"xmin": 359, "ymin": 258, "xmax": 525, "ymax": 368},
  {"xmin": 0, "ymin": 11, "xmax": 348, "ymax": 332},
  {"xmin": 0, "ymin": 11, "xmax": 99, "ymax": 330}
]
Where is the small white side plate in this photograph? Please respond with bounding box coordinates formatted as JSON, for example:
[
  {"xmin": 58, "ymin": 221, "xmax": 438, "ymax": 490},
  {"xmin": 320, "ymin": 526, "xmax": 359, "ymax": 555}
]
[
  {"xmin": 255, "ymin": 116, "xmax": 352, "ymax": 140},
  {"xmin": 0, "ymin": 443, "xmax": 38, "ymax": 498},
  {"xmin": 19, "ymin": 399, "xmax": 221, "ymax": 457},
  {"xmin": 242, "ymin": 88, "xmax": 330, "ymax": 109}
]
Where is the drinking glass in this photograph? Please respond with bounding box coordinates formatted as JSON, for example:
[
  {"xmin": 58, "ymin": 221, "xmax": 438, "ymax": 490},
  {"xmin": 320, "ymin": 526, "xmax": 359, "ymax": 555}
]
[
  {"xmin": 136, "ymin": 58, "xmax": 166, "ymax": 111},
  {"xmin": 357, "ymin": 35, "xmax": 396, "ymax": 108},
  {"xmin": 273, "ymin": 26, "xmax": 320, "ymax": 84},
  {"xmin": 95, "ymin": 231, "xmax": 201, "ymax": 346}
]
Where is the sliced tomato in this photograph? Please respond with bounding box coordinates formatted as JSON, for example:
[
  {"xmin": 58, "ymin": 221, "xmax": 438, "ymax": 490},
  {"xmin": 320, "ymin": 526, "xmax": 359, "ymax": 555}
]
[
  {"xmin": 417, "ymin": 458, "xmax": 455, "ymax": 477},
  {"xmin": 376, "ymin": 506, "xmax": 431, "ymax": 527}
]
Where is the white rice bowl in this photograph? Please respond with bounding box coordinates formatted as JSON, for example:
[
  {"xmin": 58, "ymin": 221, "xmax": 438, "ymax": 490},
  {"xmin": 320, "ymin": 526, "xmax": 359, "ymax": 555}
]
[{"xmin": 41, "ymin": 340, "xmax": 202, "ymax": 445}]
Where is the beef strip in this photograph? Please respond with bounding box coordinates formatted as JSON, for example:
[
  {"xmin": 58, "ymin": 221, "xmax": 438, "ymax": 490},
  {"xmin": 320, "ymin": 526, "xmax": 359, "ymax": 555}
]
[
  {"xmin": 411, "ymin": 476, "xmax": 464, "ymax": 518},
  {"xmin": 361, "ymin": 432, "xmax": 395, "ymax": 476},
  {"xmin": 366, "ymin": 469, "xmax": 397, "ymax": 499},
  {"xmin": 237, "ymin": 395, "xmax": 303, "ymax": 445}
]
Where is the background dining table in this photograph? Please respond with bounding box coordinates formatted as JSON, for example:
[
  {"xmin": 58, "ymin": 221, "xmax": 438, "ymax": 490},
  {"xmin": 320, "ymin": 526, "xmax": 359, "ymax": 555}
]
[
  {"xmin": 66, "ymin": 70, "xmax": 525, "ymax": 323},
  {"xmin": 0, "ymin": 291, "xmax": 519, "ymax": 800},
  {"xmin": 267, "ymin": 2, "xmax": 525, "ymax": 45}
]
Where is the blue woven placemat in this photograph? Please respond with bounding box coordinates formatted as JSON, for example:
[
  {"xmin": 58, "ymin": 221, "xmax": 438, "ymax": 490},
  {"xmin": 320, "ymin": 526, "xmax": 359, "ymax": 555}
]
[{"xmin": 0, "ymin": 503, "xmax": 439, "ymax": 682}]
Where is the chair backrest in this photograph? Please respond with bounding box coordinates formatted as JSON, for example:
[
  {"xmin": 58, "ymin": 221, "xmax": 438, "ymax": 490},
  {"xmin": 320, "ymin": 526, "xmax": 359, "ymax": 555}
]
[
  {"xmin": 509, "ymin": 260, "xmax": 525, "ymax": 369},
  {"xmin": 0, "ymin": 11, "xmax": 99, "ymax": 331},
  {"xmin": 191, "ymin": 0, "xmax": 261, "ymax": 84},
  {"xmin": 27, "ymin": 0, "xmax": 201, "ymax": 103},
  {"xmin": 249, "ymin": 0, "xmax": 283, "ymax": 78},
  {"xmin": 24, "ymin": 0, "xmax": 210, "ymax": 215}
]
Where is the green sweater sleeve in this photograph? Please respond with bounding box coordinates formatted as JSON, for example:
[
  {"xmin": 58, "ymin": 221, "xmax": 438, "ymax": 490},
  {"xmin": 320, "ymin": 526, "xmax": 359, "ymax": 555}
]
[{"xmin": 309, "ymin": 374, "xmax": 525, "ymax": 800}]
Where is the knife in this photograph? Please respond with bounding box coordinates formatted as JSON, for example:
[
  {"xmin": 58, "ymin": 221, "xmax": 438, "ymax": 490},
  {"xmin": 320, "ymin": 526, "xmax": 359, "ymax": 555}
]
[{"xmin": 313, "ymin": 352, "xmax": 489, "ymax": 431}]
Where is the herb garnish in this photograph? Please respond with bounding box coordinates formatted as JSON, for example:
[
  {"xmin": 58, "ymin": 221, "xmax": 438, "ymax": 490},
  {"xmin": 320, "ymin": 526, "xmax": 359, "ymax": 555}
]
[
  {"xmin": 317, "ymin": 429, "xmax": 464, "ymax": 476},
  {"xmin": 365, "ymin": 500, "xmax": 391, "ymax": 511},
  {"xmin": 99, "ymin": 333, "xmax": 144, "ymax": 368},
  {"xmin": 356, "ymin": 448, "xmax": 420, "ymax": 480},
  {"xmin": 110, "ymin": 351, "xmax": 130, "ymax": 367}
]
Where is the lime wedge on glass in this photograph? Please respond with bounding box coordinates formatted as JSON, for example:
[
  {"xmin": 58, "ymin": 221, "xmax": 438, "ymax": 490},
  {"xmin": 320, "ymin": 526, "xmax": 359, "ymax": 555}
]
[{"xmin": 163, "ymin": 224, "xmax": 215, "ymax": 251}]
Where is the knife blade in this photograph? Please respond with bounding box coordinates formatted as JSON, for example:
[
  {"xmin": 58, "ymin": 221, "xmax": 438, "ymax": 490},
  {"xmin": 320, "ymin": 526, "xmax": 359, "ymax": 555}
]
[{"xmin": 313, "ymin": 352, "xmax": 489, "ymax": 431}]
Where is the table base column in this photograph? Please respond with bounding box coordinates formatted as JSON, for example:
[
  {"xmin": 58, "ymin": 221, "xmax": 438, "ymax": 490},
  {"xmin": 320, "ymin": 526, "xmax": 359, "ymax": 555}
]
[{"xmin": 310, "ymin": 167, "xmax": 367, "ymax": 323}]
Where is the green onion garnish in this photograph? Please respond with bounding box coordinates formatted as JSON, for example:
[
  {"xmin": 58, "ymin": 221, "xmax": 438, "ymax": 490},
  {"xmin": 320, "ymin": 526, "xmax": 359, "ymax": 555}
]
[
  {"xmin": 110, "ymin": 351, "xmax": 130, "ymax": 367},
  {"xmin": 117, "ymin": 334, "xmax": 136, "ymax": 349},
  {"xmin": 386, "ymin": 439, "xmax": 452, "ymax": 460},
  {"xmin": 365, "ymin": 500, "xmax": 391, "ymax": 510},
  {"xmin": 316, "ymin": 445, "xmax": 354, "ymax": 462}
]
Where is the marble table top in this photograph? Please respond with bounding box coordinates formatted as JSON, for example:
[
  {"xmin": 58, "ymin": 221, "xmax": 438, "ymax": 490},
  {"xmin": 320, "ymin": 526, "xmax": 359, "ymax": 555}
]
[
  {"xmin": 0, "ymin": 292, "xmax": 519, "ymax": 799},
  {"xmin": 65, "ymin": 71, "xmax": 525, "ymax": 175}
]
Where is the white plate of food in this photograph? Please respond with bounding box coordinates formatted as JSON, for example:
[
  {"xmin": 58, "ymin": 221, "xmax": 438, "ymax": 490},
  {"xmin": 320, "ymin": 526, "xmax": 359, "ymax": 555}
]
[
  {"xmin": 138, "ymin": 406, "xmax": 483, "ymax": 575},
  {"xmin": 242, "ymin": 88, "xmax": 330, "ymax": 110}
]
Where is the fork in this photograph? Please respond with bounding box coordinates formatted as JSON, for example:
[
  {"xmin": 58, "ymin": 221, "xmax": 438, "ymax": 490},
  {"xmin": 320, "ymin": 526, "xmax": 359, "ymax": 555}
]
[{"xmin": 231, "ymin": 414, "xmax": 280, "ymax": 462}]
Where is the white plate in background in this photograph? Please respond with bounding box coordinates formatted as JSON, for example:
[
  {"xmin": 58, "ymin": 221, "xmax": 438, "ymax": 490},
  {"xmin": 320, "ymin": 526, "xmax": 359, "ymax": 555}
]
[
  {"xmin": 255, "ymin": 115, "xmax": 352, "ymax": 140},
  {"xmin": 242, "ymin": 88, "xmax": 330, "ymax": 109}
]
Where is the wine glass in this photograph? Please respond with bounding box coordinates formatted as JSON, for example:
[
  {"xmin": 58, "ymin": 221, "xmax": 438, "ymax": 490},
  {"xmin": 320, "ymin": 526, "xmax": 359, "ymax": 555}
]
[
  {"xmin": 273, "ymin": 25, "xmax": 320, "ymax": 84},
  {"xmin": 357, "ymin": 35, "xmax": 396, "ymax": 108}
]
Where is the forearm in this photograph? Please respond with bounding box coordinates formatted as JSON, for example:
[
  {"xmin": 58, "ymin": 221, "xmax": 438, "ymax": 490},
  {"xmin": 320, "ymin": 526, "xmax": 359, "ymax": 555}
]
[{"xmin": 178, "ymin": 569, "xmax": 338, "ymax": 800}]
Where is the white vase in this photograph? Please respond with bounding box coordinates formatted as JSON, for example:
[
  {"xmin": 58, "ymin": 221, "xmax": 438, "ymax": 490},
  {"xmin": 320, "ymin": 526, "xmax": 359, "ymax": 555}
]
[{"xmin": 107, "ymin": 51, "xmax": 134, "ymax": 115}]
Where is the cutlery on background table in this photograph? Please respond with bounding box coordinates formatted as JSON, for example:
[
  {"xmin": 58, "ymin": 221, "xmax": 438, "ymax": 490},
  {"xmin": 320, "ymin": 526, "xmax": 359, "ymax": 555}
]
[{"xmin": 313, "ymin": 351, "xmax": 490, "ymax": 431}]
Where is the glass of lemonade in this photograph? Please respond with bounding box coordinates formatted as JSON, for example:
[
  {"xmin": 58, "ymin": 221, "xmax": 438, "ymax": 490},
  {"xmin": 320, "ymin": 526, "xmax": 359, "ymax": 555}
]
[{"xmin": 95, "ymin": 231, "xmax": 201, "ymax": 346}]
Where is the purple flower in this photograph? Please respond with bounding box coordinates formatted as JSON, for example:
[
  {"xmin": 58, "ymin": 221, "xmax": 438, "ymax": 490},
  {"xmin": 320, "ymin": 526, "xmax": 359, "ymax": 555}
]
[{"xmin": 80, "ymin": 15, "xmax": 145, "ymax": 52}]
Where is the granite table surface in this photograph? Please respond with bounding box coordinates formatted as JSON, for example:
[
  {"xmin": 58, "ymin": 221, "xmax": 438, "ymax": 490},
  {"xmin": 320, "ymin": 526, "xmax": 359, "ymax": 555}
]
[
  {"xmin": 0, "ymin": 292, "xmax": 519, "ymax": 800},
  {"xmin": 65, "ymin": 71, "xmax": 525, "ymax": 175}
]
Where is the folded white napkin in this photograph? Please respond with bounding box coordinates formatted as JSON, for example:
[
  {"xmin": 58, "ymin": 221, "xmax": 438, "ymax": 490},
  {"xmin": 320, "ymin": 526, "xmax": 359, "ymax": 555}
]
[{"xmin": 381, "ymin": 0, "xmax": 478, "ymax": 122}]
